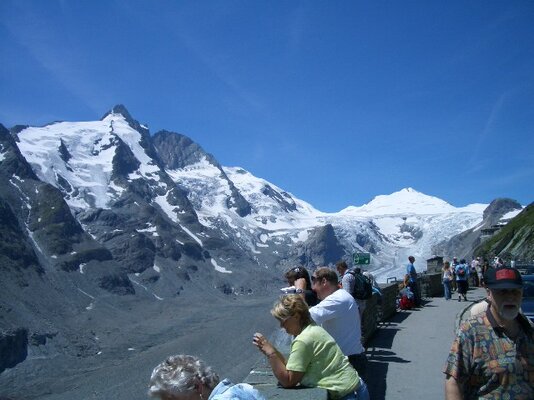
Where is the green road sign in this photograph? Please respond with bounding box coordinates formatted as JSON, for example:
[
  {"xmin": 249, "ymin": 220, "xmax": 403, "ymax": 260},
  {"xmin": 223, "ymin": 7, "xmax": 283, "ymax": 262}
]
[{"xmin": 353, "ymin": 252, "xmax": 371, "ymax": 265}]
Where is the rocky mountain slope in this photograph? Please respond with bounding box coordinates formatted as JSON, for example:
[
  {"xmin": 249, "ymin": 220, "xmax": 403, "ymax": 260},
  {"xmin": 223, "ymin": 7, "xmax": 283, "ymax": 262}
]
[
  {"xmin": 474, "ymin": 202, "xmax": 534, "ymax": 262},
  {"xmin": 432, "ymin": 198, "xmax": 523, "ymax": 260}
]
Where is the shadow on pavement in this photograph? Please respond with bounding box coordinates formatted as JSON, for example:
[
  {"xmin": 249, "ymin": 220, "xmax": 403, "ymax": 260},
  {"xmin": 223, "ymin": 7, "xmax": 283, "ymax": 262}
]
[{"xmin": 364, "ymin": 308, "xmax": 413, "ymax": 400}]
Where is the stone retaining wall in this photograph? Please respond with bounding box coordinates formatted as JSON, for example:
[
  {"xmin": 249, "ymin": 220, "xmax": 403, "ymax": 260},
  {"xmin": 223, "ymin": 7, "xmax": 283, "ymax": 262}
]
[{"xmin": 420, "ymin": 272, "xmax": 444, "ymax": 298}]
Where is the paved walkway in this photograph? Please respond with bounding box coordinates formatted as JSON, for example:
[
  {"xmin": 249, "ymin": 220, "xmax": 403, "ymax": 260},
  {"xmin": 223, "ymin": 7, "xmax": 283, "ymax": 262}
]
[{"xmin": 365, "ymin": 286, "xmax": 487, "ymax": 400}]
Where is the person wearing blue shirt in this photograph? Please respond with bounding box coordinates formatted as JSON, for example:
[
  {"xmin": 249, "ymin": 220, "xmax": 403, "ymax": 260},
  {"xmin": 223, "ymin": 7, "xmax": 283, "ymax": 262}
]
[
  {"xmin": 406, "ymin": 256, "xmax": 421, "ymax": 306},
  {"xmin": 454, "ymin": 259, "xmax": 469, "ymax": 302}
]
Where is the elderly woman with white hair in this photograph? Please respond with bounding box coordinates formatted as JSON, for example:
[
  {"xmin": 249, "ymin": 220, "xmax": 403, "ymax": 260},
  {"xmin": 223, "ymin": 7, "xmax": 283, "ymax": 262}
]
[{"xmin": 148, "ymin": 354, "xmax": 265, "ymax": 400}]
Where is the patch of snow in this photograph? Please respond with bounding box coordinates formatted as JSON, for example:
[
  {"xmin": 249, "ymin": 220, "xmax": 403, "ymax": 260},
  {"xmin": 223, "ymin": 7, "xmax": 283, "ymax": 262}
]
[
  {"xmin": 137, "ymin": 225, "xmax": 158, "ymax": 237},
  {"xmin": 500, "ymin": 208, "xmax": 522, "ymax": 222},
  {"xmin": 16, "ymin": 114, "xmax": 159, "ymax": 210},
  {"xmin": 180, "ymin": 225, "xmax": 203, "ymax": 246},
  {"xmin": 211, "ymin": 258, "xmax": 232, "ymax": 274},
  {"xmin": 77, "ymin": 288, "xmax": 95, "ymax": 299}
]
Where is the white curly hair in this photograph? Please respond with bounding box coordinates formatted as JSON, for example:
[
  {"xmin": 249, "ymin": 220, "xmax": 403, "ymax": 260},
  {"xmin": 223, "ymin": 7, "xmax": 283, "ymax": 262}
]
[{"xmin": 148, "ymin": 354, "xmax": 220, "ymax": 397}]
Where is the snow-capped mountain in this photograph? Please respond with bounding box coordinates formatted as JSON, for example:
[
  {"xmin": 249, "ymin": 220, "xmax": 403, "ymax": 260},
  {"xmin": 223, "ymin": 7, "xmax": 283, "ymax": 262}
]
[
  {"xmin": 5, "ymin": 106, "xmax": 497, "ymax": 286},
  {"xmin": 339, "ymin": 187, "xmax": 486, "ymax": 216}
]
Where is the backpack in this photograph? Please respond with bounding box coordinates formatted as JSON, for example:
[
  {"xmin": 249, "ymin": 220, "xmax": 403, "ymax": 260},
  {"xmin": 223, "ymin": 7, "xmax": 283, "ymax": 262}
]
[
  {"xmin": 347, "ymin": 270, "xmax": 373, "ymax": 300},
  {"xmin": 399, "ymin": 294, "xmax": 415, "ymax": 310},
  {"xmin": 457, "ymin": 266, "xmax": 466, "ymax": 277}
]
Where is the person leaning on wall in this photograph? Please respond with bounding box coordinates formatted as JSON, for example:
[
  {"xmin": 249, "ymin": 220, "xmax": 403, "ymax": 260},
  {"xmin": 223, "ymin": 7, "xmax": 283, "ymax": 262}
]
[
  {"xmin": 253, "ymin": 294, "xmax": 370, "ymax": 400},
  {"xmin": 148, "ymin": 354, "xmax": 266, "ymax": 400}
]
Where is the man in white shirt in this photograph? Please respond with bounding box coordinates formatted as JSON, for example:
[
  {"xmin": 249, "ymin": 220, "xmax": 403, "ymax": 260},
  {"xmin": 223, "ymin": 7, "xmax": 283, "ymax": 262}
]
[{"xmin": 296, "ymin": 266, "xmax": 366, "ymax": 377}]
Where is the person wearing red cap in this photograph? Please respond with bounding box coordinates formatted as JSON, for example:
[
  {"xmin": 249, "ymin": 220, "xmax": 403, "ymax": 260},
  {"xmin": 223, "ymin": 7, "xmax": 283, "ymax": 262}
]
[{"xmin": 443, "ymin": 266, "xmax": 534, "ymax": 399}]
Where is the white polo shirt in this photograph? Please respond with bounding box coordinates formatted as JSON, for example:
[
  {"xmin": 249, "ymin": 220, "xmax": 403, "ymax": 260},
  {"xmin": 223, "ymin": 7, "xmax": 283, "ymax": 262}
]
[{"xmin": 309, "ymin": 288, "xmax": 364, "ymax": 356}]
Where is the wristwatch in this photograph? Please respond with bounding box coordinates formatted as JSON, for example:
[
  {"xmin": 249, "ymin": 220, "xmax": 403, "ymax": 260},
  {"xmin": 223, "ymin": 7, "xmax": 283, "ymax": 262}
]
[{"xmin": 295, "ymin": 288, "xmax": 303, "ymax": 294}]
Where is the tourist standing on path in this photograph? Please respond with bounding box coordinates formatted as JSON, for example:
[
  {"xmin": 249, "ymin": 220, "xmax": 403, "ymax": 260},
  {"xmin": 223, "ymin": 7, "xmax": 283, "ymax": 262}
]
[
  {"xmin": 475, "ymin": 257, "xmax": 484, "ymax": 287},
  {"xmin": 295, "ymin": 267, "xmax": 367, "ymax": 378},
  {"xmin": 406, "ymin": 256, "xmax": 421, "ymax": 307},
  {"xmin": 469, "ymin": 259, "xmax": 480, "ymax": 287},
  {"xmin": 455, "ymin": 260, "xmax": 469, "ymax": 302},
  {"xmin": 336, "ymin": 261, "xmax": 366, "ymax": 319},
  {"xmin": 444, "ymin": 266, "xmax": 534, "ymax": 399},
  {"xmin": 482, "ymin": 259, "xmax": 491, "ymax": 276},
  {"xmin": 442, "ymin": 261, "xmax": 453, "ymax": 300},
  {"xmin": 450, "ymin": 257, "xmax": 459, "ymax": 292}
]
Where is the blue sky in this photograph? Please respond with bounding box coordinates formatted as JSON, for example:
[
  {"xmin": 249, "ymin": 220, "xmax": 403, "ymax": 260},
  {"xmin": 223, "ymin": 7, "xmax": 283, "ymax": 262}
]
[{"xmin": 1, "ymin": 1, "xmax": 533, "ymax": 212}]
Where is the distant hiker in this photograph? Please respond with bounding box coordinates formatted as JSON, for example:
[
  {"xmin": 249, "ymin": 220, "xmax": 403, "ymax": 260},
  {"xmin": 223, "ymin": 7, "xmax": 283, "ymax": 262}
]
[
  {"xmin": 475, "ymin": 257, "xmax": 484, "ymax": 286},
  {"xmin": 469, "ymin": 259, "xmax": 479, "ymax": 287},
  {"xmin": 455, "ymin": 259, "xmax": 469, "ymax": 302},
  {"xmin": 442, "ymin": 261, "xmax": 453, "ymax": 300},
  {"xmin": 253, "ymin": 295, "xmax": 370, "ymax": 400},
  {"xmin": 444, "ymin": 266, "xmax": 534, "ymax": 399},
  {"xmin": 296, "ymin": 267, "xmax": 367, "ymax": 378},
  {"xmin": 451, "ymin": 257, "xmax": 459, "ymax": 292},
  {"xmin": 363, "ymin": 271, "xmax": 382, "ymax": 304},
  {"xmin": 148, "ymin": 354, "xmax": 266, "ymax": 400},
  {"xmin": 406, "ymin": 256, "xmax": 421, "ymax": 307},
  {"xmin": 284, "ymin": 266, "xmax": 319, "ymax": 306},
  {"xmin": 336, "ymin": 261, "xmax": 371, "ymax": 319},
  {"xmin": 481, "ymin": 258, "xmax": 491, "ymax": 277},
  {"xmin": 493, "ymin": 257, "xmax": 505, "ymax": 268}
]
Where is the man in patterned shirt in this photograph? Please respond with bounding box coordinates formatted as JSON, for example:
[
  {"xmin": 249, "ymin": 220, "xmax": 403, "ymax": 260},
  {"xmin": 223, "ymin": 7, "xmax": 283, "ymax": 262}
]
[{"xmin": 443, "ymin": 266, "xmax": 534, "ymax": 399}]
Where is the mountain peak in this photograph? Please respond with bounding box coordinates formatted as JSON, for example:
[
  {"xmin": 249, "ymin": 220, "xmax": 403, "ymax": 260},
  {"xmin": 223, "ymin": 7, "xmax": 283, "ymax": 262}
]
[
  {"xmin": 101, "ymin": 105, "xmax": 136, "ymax": 126},
  {"xmin": 340, "ymin": 187, "xmax": 456, "ymax": 216}
]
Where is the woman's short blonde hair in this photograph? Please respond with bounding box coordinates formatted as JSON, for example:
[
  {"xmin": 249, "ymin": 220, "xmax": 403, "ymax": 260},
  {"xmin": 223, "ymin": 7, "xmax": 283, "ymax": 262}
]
[{"xmin": 271, "ymin": 294, "xmax": 312, "ymax": 327}]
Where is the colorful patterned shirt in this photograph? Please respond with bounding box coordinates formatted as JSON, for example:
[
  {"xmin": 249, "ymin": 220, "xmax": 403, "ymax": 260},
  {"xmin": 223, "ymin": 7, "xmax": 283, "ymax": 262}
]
[{"xmin": 443, "ymin": 309, "xmax": 534, "ymax": 399}]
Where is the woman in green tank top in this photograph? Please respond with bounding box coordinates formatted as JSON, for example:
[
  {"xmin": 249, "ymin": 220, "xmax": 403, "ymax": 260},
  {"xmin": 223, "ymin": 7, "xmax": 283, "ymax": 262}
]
[{"xmin": 253, "ymin": 294, "xmax": 369, "ymax": 400}]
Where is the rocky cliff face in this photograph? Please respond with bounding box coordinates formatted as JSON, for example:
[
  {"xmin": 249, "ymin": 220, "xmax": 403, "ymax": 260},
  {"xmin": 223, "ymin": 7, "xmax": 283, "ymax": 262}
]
[
  {"xmin": 474, "ymin": 202, "xmax": 534, "ymax": 262},
  {"xmin": 0, "ymin": 109, "xmax": 279, "ymax": 377},
  {"xmin": 289, "ymin": 224, "xmax": 346, "ymax": 268},
  {"xmin": 432, "ymin": 198, "xmax": 523, "ymax": 260}
]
